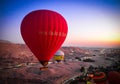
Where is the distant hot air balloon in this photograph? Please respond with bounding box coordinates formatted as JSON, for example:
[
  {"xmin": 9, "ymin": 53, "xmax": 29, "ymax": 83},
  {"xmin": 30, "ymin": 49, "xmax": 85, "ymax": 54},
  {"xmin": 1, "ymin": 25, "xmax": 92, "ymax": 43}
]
[
  {"xmin": 21, "ymin": 10, "xmax": 68, "ymax": 69},
  {"xmin": 92, "ymin": 72, "xmax": 107, "ymax": 84},
  {"xmin": 54, "ymin": 50, "xmax": 64, "ymax": 63}
]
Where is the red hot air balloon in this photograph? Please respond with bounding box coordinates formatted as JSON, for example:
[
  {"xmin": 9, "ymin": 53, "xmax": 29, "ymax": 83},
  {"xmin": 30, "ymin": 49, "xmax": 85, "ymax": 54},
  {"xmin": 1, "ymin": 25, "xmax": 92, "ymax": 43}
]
[
  {"xmin": 21, "ymin": 10, "xmax": 68, "ymax": 69},
  {"xmin": 108, "ymin": 71, "xmax": 120, "ymax": 84}
]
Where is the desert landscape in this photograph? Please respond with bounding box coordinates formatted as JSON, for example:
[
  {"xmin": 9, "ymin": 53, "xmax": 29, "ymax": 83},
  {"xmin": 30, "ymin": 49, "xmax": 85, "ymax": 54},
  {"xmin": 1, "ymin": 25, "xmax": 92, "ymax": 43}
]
[{"xmin": 0, "ymin": 40, "xmax": 120, "ymax": 84}]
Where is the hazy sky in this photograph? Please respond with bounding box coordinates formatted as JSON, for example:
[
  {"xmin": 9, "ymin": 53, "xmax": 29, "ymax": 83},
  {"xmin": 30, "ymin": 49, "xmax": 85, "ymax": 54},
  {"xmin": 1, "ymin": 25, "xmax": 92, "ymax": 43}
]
[{"xmin": 0, "ymin": 0, "xmax": 120, "ymax": 48}]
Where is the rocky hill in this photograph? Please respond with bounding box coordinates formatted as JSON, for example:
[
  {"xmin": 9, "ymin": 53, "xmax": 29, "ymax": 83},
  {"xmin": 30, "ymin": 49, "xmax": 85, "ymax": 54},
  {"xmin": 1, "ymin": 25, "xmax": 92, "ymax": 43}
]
[
  {"xmin": 0, "ymin": 40, "xmax": 90, "ymax": 84},
  {"xmin": 0, "ymin": 40, "xmax": 92, "ymax": 66},
  {"xmin": 0, "ymin": 40, "xmax": 120, "ymax": 84}
]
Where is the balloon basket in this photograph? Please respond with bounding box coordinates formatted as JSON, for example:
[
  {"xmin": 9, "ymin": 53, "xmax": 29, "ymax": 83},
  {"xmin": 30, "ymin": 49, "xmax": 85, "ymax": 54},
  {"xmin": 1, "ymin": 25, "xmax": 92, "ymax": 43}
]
[
  {"xmin": 40, "ymin": 67, "xmax": 48, "ymax": 70},
  {"xmin": 57, "ymin": 62, "xmax": 61, "ymax": 64}
]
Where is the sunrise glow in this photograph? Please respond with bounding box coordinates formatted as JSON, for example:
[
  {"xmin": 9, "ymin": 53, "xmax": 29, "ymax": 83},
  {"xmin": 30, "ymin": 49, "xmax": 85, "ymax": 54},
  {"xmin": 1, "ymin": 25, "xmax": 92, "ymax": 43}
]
[{"xmin": 1, "ymin": 0, "xmax": 120, "ymax": 48}]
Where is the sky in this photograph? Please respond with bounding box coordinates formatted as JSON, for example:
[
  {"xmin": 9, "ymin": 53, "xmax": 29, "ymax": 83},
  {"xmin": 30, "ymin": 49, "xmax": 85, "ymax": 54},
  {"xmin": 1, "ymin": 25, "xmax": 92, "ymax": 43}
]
[{"xmin": 0, "ymin": 0, "xmax": 120, "ymax": 48}]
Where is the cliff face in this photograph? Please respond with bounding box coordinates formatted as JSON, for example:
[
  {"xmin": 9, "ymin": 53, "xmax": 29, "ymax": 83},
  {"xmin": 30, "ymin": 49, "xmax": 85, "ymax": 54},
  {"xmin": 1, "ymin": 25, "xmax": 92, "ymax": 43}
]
[{"xmin": 0, "ymin": 41, "xmax": 38, "ymax": 66}]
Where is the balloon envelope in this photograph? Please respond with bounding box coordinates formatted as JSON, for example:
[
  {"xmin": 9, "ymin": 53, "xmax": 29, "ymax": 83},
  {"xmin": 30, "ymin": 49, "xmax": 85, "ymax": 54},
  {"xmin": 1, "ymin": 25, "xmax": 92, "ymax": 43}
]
[
  {"xmin": 108, "ymin": 71, "xmax": 120, "ymax": 84},
  {"xmin": 21, "ymin": 10, "xmax": 68, "ymax": 66},
  {"xmin": 54, "ymin": 50, "xmax": 64, "ymax": 62},
  {"xmin": 93, "ymin": 72, "xmax": 107, "ymax": 84}
]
